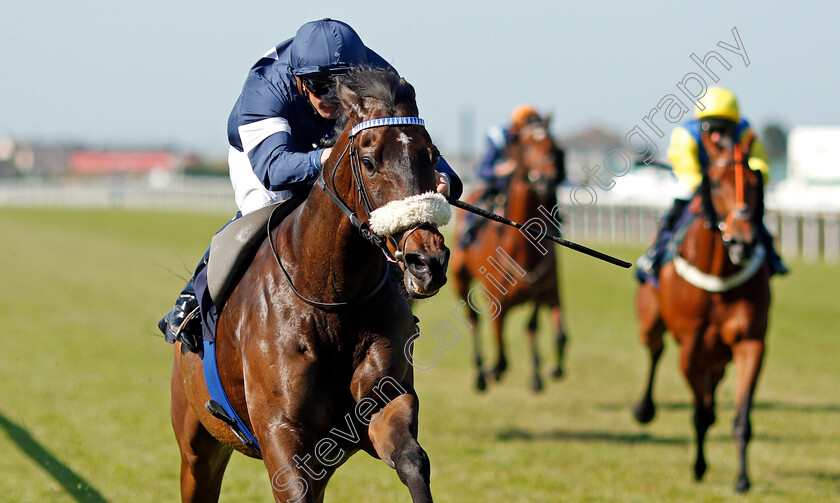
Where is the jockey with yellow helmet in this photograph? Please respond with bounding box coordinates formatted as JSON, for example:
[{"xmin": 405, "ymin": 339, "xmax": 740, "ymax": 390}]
[
  {"xmin": 637, "ymin": 87, "xmax": 787, "ymax": 281},
  {"xmin": 670, "ymin": 87, "xmax": 770, "ymax": 194}
]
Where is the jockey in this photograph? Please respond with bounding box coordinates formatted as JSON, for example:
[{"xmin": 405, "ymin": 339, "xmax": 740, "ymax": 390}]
[
  {"xmin": 460, "ymin": 104, "xmax": 553, "ymax": 247},
  {"xmin": 159, "ymin": 18, "xmax": 462, "ymax": 349},
  {"xmin": 636, "ymin": 86, "xmax": 788, "ymax": 281},
  {"xmin": 477, "ymin": 104, "xmax": 544, "ymax": 191}
]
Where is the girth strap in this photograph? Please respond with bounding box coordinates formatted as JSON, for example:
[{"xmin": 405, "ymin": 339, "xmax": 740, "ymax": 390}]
[{"xmin": 202, "ymin": 339, "xmax": 262, "ymax": 456}]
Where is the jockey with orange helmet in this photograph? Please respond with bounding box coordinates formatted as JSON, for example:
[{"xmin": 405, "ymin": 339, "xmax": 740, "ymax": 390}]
[
  {"xmin": 460, "ymin": 104, "xmax": 565, "ymax": 248},
  {"xmin": 636, "ymin": 87, "xmax": 787, "ymax": 282},
  {"xmin": 476, "ymin": 104, "xmax": 543, "ymax": 183}
]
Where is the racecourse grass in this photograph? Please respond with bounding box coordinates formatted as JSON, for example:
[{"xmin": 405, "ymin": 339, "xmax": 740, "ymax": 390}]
[{"xmin": 0, "ymin": 207, "xmax": 838, "ymax": 502}]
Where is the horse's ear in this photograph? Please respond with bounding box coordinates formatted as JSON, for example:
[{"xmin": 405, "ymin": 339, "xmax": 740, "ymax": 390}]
[
  {"xmin": 542, "ymin": 113, "xmax": 552, "ymax": 129},
  {"xmin": 336, "ymin": 82, "xmax": 364, "ymax": 120},
  {"xmin": 740, "ymin": 129, "xmax": 755, "ymax": 157},
  {"xmin": 397, "ymin": 78, "xmax": 419, "ymax": 116}
]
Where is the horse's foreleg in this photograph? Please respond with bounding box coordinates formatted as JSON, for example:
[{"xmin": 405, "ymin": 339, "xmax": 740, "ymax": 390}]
[
  {"xmin": 526, "ymin": 305, "xmax": 543, "ymax": 392},
  {"xmin": 368, "ymin": 393, "xmax": 432, "ymax": 503},
  {"xmin": 354, "ymin": 333, "xmax": 433, "ymax": 502},
  {"xmin": 465, "ymin": 302, "xmax": 487, "ymax": 392},
  {"xmin": 258, "ymin": 428, "xmax": 333, "ymax": 503},
  {"xmin": 453, "ymin": 265, "xmax": 486, "ymax": 392},
  {"xmin": 732, "ymin": 339, "xmax": 764, "ymax": 493},
  {"xmin": 633, "ymin": 283, "xmax": 666, "ymax": 424},
  {"xmin": 171, "ymin": 349, "xmax": 233, "ymax": 503},
  {"xmin": 488, "ymin": 315, "xmax": 508, "ymax": 381},
  {"xmin": 682, "ymin": 342, "xmax": 716, "ymax": 482},
  {"xmin": 548, "ymin": 305, "xmax": 567, "ymax": 379},
  {"xmin": 632, "ymin": 321, "xmax": 666, "ymax": 424},
  {"xmin": 691, "ymin": 399, "xmax": 715, "ymax": 482}
]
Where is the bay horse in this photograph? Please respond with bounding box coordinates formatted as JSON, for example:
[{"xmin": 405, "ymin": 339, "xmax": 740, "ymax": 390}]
[
  {"xmin": 450, "ymin": 120, "xmax": 566, "ymax": 392},
  {"xmin": 632, "ymin": 127, "xmax": 771, "ymax": 492},
  {"xmin": 170, "ymin": 68, "xmax": 451, "ymax": 502}
]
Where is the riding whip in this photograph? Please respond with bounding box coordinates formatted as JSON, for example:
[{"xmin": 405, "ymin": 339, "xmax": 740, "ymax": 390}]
[{"xmin": 446, "ymin": 197, "xmax": 631, "ymax": 268}]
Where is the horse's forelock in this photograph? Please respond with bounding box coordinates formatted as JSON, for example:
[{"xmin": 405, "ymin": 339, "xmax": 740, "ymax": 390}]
[
  {"xmin": 323, "ymin": 68, "xmax": 417, "ymax": 146},
  {"xmin": 337, "ymin": 67, "xmax": 416, "ymax": 118}
]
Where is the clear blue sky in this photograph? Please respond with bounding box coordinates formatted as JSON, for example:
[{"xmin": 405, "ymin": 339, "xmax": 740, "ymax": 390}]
[{"xmin": 1, "ymin": 0, "xmax": 837, "ymax": 159}]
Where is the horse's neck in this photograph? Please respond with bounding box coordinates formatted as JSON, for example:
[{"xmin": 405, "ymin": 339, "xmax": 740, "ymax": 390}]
[
  {"xmin": 505, "ymin": 176, "xmax": 543, "ymax": 223},
  {"xmin": 502, "ymin": 176, "xmax": 555, "ymax": 268},
  {"xmin": 280, "ymin": 181, "xmax": 384, "ymax": 302}
]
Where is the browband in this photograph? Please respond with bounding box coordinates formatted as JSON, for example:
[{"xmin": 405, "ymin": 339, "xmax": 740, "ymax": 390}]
[{"xmin": 350, "ymin": 117, "xmax": 425, "ymax": 137}]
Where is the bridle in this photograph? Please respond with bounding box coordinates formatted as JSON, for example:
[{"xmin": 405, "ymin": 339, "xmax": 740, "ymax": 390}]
[
  {"xmin": 319, "ymin": 116, "xmax": 429, "ymax": 264},
  {"xmin": 700, "ymin": 130, "xmax": 758, "ymax": 246},
  {"xmin": 270, "ymin": 116, "xmax": 440, "ymax": 310},
  {"xmin": 509, "ymin": 125, "xmax": 560, "ymax": 196}
]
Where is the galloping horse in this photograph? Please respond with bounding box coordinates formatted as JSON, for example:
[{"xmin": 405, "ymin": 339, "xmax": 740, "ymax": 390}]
[
  {"xmin": 171, "ymin": 68, "xmax": 451, "ymax": 502},
  {"xmin": 450, "ymin": 120, "xmax": 566, "ymax": 392},
  {"xmin": 632, "ymin": 128, "xmax": 771, "ymax": 492}
]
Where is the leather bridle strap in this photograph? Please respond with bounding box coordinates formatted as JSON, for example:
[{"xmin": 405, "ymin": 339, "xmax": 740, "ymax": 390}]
[{"xmin": 267, "ymin": 200, "xmax": 389, "ymax": 310}]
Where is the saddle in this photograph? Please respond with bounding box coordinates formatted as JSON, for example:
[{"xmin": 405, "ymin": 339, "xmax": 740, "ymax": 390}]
[
  {"xmin": 196, "ymin": 194, "xmax": 306, "ymax": 343},
  {"xmin": 207, "ymin": 197, "xmax": 302, "ymax": 309}
]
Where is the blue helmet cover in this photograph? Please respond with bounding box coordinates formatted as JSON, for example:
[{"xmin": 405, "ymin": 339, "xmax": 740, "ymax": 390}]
[{"xmin": 290, "ymin": 19, "xmax": 368, "ymax": 76}]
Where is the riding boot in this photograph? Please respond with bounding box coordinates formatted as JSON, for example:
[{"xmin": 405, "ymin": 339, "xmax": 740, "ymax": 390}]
[
  {"xmin": 637, "ymin": 198, "xmax": 689, "ymax": 280},
  {"xmin": 158, "ymin": 246, "xmax": 210, "ymax": 352},
  {"xmin": 757, "ymin": 224, "xmax": 789, "ymax": 276}
]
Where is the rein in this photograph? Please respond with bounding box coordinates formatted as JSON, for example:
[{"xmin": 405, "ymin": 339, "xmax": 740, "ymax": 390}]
[
  {"xmin": 699, "ymin": 131, "xmax": 756, "ymax": 236},
  {"xmin": 268, "ymin": 201, "xmax": 390, "ymax": 310},
  {"xmin": 270, "ymin": 116, "xmax": 443, "ymax": 310}
]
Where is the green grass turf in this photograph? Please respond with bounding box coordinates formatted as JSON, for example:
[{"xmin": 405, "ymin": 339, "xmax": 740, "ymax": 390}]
[{"xmin": 0, "ymin": 207, "xmax": 837, "ymax": 502}]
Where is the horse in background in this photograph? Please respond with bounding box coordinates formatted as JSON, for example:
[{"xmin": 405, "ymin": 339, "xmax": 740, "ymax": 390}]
[
  {"xmin": 450, "ymin": 119, "xmax": 566, "ymax": 392},
  {"xmin": 170, "ymin": 68, "xmax": 450, "ymax": 503},
  {"xmin": 632, "ymin": 127, "xmax": 771, "ymax": 492}
]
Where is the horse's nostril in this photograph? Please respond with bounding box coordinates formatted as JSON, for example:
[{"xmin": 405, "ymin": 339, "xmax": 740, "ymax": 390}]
[{"xmin": 404, "ymin": 252, "xmax": 429, "ymax": 274}]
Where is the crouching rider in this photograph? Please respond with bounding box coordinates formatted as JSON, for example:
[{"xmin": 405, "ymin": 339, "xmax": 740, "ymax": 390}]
[{"xmin": 158, "ymin": 18, "xmax": 461, "ymax": 350}]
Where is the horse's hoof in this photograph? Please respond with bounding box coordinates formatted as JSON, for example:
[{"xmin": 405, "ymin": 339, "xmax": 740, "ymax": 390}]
[
  {"xmin": 476, "ymin": 374, "xmax": 487, "ymax": 392},
  {"xmin": 531, "ymin": 374, "xmax": 544, "ymax": 393},
  {"xmin": 632, "ymin": 400, "xmax": 656, "ymax": 424},
  {"xmin": 735, "ymin": 476, "xmax": 751, "ymax": 493},
  {"xmin": 550, "ymin": 366, "xmax": 564, "ymax": 379},
  {"xmin": 694, "ymin": 458, "xmax": 707, "ymax": 481},
  {"xmin": 489, "ymin": 360, "xmax": 507, "ymax": 381}
]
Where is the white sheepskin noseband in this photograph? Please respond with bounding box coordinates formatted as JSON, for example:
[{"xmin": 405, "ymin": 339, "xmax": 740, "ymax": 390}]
[{"xmin": 368, "ymin": 192, "xmax": 451, "ymax": 235}]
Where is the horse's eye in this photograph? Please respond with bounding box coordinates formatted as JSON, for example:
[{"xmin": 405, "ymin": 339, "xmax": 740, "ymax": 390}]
[
  {"xmin": 428, "ymin": 148, "xmax": 439, "ymax": 165},
  {"xmin": 361, "ymin": 157, "xmax": 375, "ymax": 173}
]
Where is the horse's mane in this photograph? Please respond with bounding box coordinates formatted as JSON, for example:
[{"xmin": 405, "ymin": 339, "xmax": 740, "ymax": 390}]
[{"xmin": 319, "ymin": 67, "xmax": 417, "ymax": 148}]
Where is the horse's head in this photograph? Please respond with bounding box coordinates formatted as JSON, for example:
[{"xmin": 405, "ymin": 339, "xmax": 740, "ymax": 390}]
[
  {"xmin": 328, "ymin": 68, "xmax": 449, "ymax": 298},
  {"xmin": 507, "ymin": 118, "xmax": 563, "ymax": 199},
  {"xmin": 699, "ymin": 127, "xmax": 764, "ymax": 265}
]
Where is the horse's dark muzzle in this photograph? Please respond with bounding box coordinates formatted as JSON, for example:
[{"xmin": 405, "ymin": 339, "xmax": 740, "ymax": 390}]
[{"xmin": 403, "ymin": 247, "xmax": 449, "ymax": 298}]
